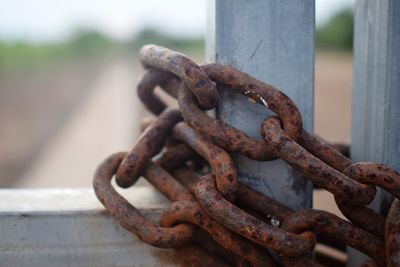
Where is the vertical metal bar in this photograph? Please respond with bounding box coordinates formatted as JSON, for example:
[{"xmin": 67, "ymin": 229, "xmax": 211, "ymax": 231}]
[
  {"xmin": 206, "ymin": 0, "xmax": 315, "ymax": 210},
  {"xmin": 349, "ymin": 0, "xmax": 400, "ymax": 265}
]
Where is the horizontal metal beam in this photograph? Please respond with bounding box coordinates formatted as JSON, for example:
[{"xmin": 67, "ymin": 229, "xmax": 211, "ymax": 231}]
[{"xmin": 0, "ymin": 187, "xmax": 191, "ymax": 267}]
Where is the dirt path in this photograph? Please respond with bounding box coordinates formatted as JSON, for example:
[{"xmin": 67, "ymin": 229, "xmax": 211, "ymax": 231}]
[
  {"xmin": 314, "ymin": 52, "xmax": 353, "ymax": 143},
  {"xmin": 0, "ymin": 60, "xmax": 102, "ymax": 186},
  {"xmin": 16, "ymin": 58, "xmax": 143, "ymax": 187}
]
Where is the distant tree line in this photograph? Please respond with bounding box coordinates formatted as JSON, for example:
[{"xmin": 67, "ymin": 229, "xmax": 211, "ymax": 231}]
[
  {"xmin": 0, "ymin": 8, "xmax": 353, "ymax": 71},
  {"xmin": 316, "ymin": 8, "xmax": 354, "ymax": 51}
]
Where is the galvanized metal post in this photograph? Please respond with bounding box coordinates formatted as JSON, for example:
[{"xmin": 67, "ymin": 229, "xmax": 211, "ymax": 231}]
[
  {"xmin": 206, "ymin": 0, "xmax": 315, "ymax": 210},
  {"xmin": 349, "ymin": 0, "xmax": 400, "ymax": 266}
]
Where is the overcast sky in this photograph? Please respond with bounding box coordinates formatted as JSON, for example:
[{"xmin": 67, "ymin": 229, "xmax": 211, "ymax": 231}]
[{"xmin": 0, "ymin": 0, "xmax": 354, "ymax": 43}]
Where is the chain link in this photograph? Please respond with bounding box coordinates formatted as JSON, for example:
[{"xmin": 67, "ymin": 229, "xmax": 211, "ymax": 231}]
[{"xmin": 93, "ymin": 45, "xmax": 400, "ymax": 267}]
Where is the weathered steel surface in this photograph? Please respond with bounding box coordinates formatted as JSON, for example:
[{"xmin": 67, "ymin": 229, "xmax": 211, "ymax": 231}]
[
  {"xmin": 206, "ymin": 0, "xmax": 315, "ymax": 210},
  {"xmin": 350, "ymin": 0, "xmax": 400, "ymax": 265},
  {"xmin": 0, "ymin": 188, "xmax": 189, "ymax": 267}
]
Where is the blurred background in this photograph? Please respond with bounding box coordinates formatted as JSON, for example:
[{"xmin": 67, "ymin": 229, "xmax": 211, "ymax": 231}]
[{"xmin": 0, "ymin": 0, "xmax": 354, "ymax": 188}]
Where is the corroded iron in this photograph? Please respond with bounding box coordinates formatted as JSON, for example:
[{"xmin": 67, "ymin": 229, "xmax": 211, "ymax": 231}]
[
  {"xmin": 137, "ymin": 67, "xmax": 182, "ymax": 116},
  {"xmin": 140, "ymin": 45, "xmax": 218, "ymax": 110},
  {"xmin": 202, "ymin": 63, "xmax": 303, "ymax": 141},
  {"xmin": 386, "ymin": 199, "xmax": 400, "ymax": 267},
  {"xmin": 299, "ymin": 130, "xmax": 352, "ymax": 172},
  {"xmin": 137, "ymin": 68, "xmax": 175, "ymax": 115},
  {"xmin": 172, "ymin": 167, "xmax": 385, "ymax": 266},
  {"xmin": 297, "ymin": 130, "xmax": 394, "ymax": 240},
  {"xmin": 344, "ymin": 163, "xmax": 400, "ymax": 199},
  {"xmin": 92, "ymin": 45, "xmax": 400, "ymax": 266},
  {"xmin": 155, "ymin": 143, "xmax": 198, "ymax": 172},
  {"xmin": 195, "ymin": 174, "xmax": 316, "ymax": 257},
  {"xmin": 160, "ymin": 200, "xmax": 276, "ymax": 267},
  {"xmin": 178, "ymin": 84, "xmax": 275, "ymax": 160},
  {"xmin": 193, "ymin": 229, "xmax": 250, "ymax": 267},
  {"xmin": 338, "ymin": 162, "xmax": 400, "ymax": 239},
  {"xmin": 172, "ymin": 167, "xmax": 292, "ymax": 223},
  {"xmin": 116, "ymin": 108, "xmax": 182, "ymax": 188},
  {"xmin": 360, "ymin": 260, "xmax": 378, "ymax": 267},
  {"xmin": 175, "ymin": 244, "xmax": 231, "ymax": 267},
  {"xmin": 261, "ymin": 116, "xmax": 375, "ymax": 205},
  {"xmin": 335, "ymin": 199, "xmax": 386, "ymax": 239},
  {"xmin": 282, "ymin": 210, "xmax": 385, "ymax": 266},
  {"xmin": 93, "ymin": 152, "xmax": 196, "ymax": 248},
  {"xmin": 173, "ymin": 122, "xmax": 237, "ymax": 196}
]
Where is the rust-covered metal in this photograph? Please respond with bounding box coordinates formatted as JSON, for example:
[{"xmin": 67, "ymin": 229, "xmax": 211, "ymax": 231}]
[
  {"xmin": 92, "ymin": 45, "xmax": 400, "ymax": 266},
  {"xmin": 93, "ymin": 152, "xmax": 196, "ymax": 248},
  {"xmin": 335, "ymin": 199, "xmax": 386, "ymax": 239},
  {"xmin": 172, "ymin": 167, "xmax": 382, "ymax": 266},
  {"xmin": 202, "ymin": 63, "xmax": 303, "ymax": 141},
  {"xmin": 178, "ymin": 84, "xmax": 275, "ymax": 160},
  {"xmin": 193, "ymin": 229, "xmax": 248, "ymax": 267},
  {"xmin": 175, "ymin": 244, "xmax": 231, "ymax": 267},
  {"xmin": 281, "ymin": 256, "xmax": 324, "ymax": 267},
  {"xmin": 360, "ymin": 260, "xmax": 378, "ymax": 267},
  {"xmin": 235, "ymin": 182, "xmax": 293, "ymax": 223},
  {"xmin": 337, "ymin": 163, "xmax": 400, "ymax": 239},
  {"xmin": 160, "ymin": 200, "xmax": 276, "ymax": 267},
  {"xmin": 331, "ymin": 143, "xmax": 350, "ymax": 158},
  {"xmin": 343, "ymin": 162, "xmax": 400, "ymax": 199},
  {"xmin": 156, "ymin": 143, "xmax": 198, "ymax": 172},
  {"xmin": 299, "ymin": 130, "xmax": 352, "ymax": 172},
  {"xmin": 386, "ymin": 199, "xmax": 400, "ymax": 267},
  {"xmin": 140, "ymin": 45, "xmax": 218, "ymax": 110},
  {"xmin": 261, "ymin": 116, "xmax": 375, "ymax": 205},
  {"xmin": 137, "ymin": 67, "xmax": 182, "ymax": 116},
  {"xmin": 137, "ymin": 68, "xmax": 175, "ymax": 115},
  {"xmin": 116, "ymin": 108, "xmax": 182, "ymax": 188},
  {"xmin": 142, "ymin": 161, "xmax": 194, "ymax": 202},
  {"xmin": 172, "ymin": 167, "xmax": 292, "ymax": 223},
  {"xmin": 195, "ymin": 174, "xmax": 316, "ymax": 257},
  {"xmin": 171, "ymin": 167, "xmax": 202, "ymax": 193},
  {"xmin": 172, "ymin": 122, "xmax": 237, "ymax": 196},
  {"xmin": 282, "ymin": 209, "xmax": 385, "ymax": 266}
]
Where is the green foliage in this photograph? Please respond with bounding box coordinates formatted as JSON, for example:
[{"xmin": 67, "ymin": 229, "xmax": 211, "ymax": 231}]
[
  {"xmin": 67, "ymin": 29, "xmax": 114, "ymax": 57},
  {"xmin": 0, "ymin": 7, "xmax": 354, "ymax": 72},
  {"xmin": 126, "ymin": 28, "xmax": 204, "ymax": 55},
  {"xmin": 316, "ymin": 8, "xmax": 354, "ymax": 51},
  {"xmin": 0, "ymin": 29, "xmax": 115, "ymax": 71},
  {"xmin": 0, "ymin": 27, "xmax": 204, "ymax": 71},
  {"xmin": 0, "ymin": 42, "xmax": 65, "ymax": 71}
]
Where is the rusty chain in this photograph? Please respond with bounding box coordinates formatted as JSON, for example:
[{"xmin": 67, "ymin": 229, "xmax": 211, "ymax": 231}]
[{"xmin": 93, "ymin": 44, "xmax": 400, "ymax": 267}]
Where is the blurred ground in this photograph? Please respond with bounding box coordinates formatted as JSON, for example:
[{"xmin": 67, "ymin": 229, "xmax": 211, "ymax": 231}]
[
  {"xmin": 0, "ymin": 60, "xmax": 103, "ymax": 186},
  {"xmin": 314, "ymin": 52, "xmax": 352, "ymax": 143},
  {"xmin": 0, "ymin": 53, "xmax": 352, "ymax": 216},
  {"xmin": 14, "ymin": 56, "xmax": 142, "ymax": 187}
]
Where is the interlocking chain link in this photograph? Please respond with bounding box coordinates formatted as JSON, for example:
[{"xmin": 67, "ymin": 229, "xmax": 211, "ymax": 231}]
[{"xmin": 93, "ymin": 45, "xmax": 400, "ymax": 267}]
